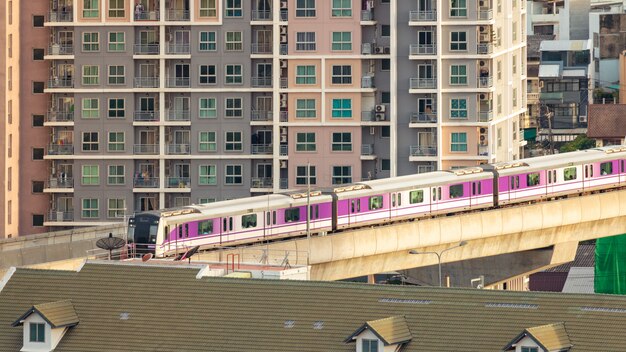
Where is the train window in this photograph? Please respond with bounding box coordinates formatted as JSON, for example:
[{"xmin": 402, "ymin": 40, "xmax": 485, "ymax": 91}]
[
  {"xmin": 432, "ymin": 188, "xmax": 437, "ymax": 201},
  {"xmin": 285, "ymin": 207, "xmax": 300, "ymax": 223},
  {"xmin": 622, "ymin": 160, "xmax": 625, "ymax": 173},
  {"xmin": 273, "ymin": 211, "xmax": 277, "ymax": 225},
  {"xmin": 391, "ymin": 194, "xmax": 396, "ymax": 207},
  {"xmin": 164, "ymin": 226, "xmax": 169, "ymax": 241},
  {"xmin": 229, "ymin": 217, "xmax": 233, "ymax": 231},
  {"xmin": 242, "ymin": 214, "xmax": 257, "ymax": 228},
  {"xmin": 315, "ymin": 205, "xmax": 319, "ymax": 219},
  {"xmin": 515, "ymin": 176, "xmax": 520, "ymax": 189},
  {"xmin": 398, "ymin": 194, "xmax": 402, "ymax": 206},
  {"xmin": 601, "ymin": 162, "xmax": 613, "ymax": 175},
  {"xmin": 548, "ymin": 171, "xmax": 552, "ymax": 184},
  {"xmin": 438, "ymin": 187, "xmax": 442, "ymax": 200},
  {"xmin": 553, "ymin": 170, "xmax": 556, "ymax": 182},
  {"xmin": 266, "ymin": 212, "xmax": 270, "ymax": 226},
  {"xmin": 357, "ymin": 199, "xmax": 361, "ymax": 212},
  {"xmin": 527, "ymin": 173, "xmax": 540, "ymax": 187},
  {"xmin": 472, "ymin": 182, "xmax": 476, "ymax": 195},
  {"xmin": 410, "ymin": 190, "xmax": 424, "ymax": 204},
  {"xmin": 449, "ymin": 184, "xmax": 464, "ymax": 199},
  {"xmin": 351, "ymin": 201, "xmax": 355, "ymax": 213},
  {"xmin": 478, "ymin": 182, "xmax": 482, "ymax": 194},
  {"xmin": 178, "ymin": 225, "xmax": 182, "ymax": 238},
  {"xmin": 199, "ymin": 220, "xmax": 212, "ymax": 235},
  {"xmin": 369, "ymin": 196, "xmax": 384, "ymax": 210},
  {"xmin": 563, "ymin": 167, "xmax": 577, "ymax": 181},
  {"xmin": 185, "ymin": 224, "xmax": 189, "ymax": 238},
  {"xmin": 223, "ymin": 218, "xmax": 227, "ymax": 232}
]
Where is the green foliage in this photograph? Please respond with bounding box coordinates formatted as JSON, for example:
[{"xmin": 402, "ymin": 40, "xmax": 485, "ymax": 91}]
[{"xmin": 559, "ymin": 135, "xmax": 596, "ymax": 153}]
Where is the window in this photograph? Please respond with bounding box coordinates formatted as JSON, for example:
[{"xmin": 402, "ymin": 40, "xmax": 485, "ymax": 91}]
[
  {"xmin": 296, "ymin": 0, "xmax": 316, "ymax": 17},
  {"xmin": 83, "ymin": 0, "xmax": 100, "ymax": 18},
  {"xmin": 450, "ymin": 0, "xmax": 467, "ymax": 17},
  {"xmin": 108, "ymin": 0, "xmax": 124, "ymax": 17},
  {"xmin": 33, "ymin": 115, "xmax": 45, "ymax": 127},
  {"xmin": 108, "ymin": 132, "xmax": 124, "ymax": 151},
  {"xmin": 296, "ymin": 32, "xmax": 316, "ymax": 51},
  {"xmin": 33, "ymin": 48, "xmax": 45, "ymax": 60},
  {"xmin": 332, "ymin": 166, "xmax": 352, "ymax": 185},
  {"xmin": 521, "ymin": 348, "xmax": 538, "ymax": 352},
  {"xmin": 200, "ymin": 0, "xmax": 217, "ymax": 17},
  {"xmin": 450, "ymin": 99, "xmax": 468, "ymax": 119},
  {"xmin": 369, "ymin": 196, "xmax": 383, "ymax": 210},
  {"xmin": 108, "ymin": 65, "xmax": 125, "ymax": 85},
  {"xmin": 199, "ymin": 220, "xmax": 213, "ymax": 234},
  {"xmin": 332, "ymin": 0, "xmax": 351, "ymax": 17},
  {"xmin": 199, "ymin": 165, "xmax": 217, "ymax": 185},
  {"xmin": 381, "ymin": 126, "xmax": 391, "ymax": 138},
  {"xmin": 199, "ymin": 31, "xmax": 216, "ymax": 51},
  {"xmin": 331, "ymin": 32, "xmax": 352, "ymax": 51},
  {"xmin": 108, "ymin": 165, "xmax": 125, "ymax": 184},
  {"xmin": 512, "ymin": 55, "xmax": 517, "ymax": 74},
  {"xmin": 296, "ymin": 65, "xmax": 316, "ymax": 84},
  {"xmin": 513, "ymin": 88, "xmax": 518, "ymax": 108},
  {"xmin": 296, "ymin": 166, "xmax": 317, "ymax": 185},
  {"xmin": 497, "ymin": 94, "xmax": 502, "ymax": 114},
  {"xmin": 82, "ymin": 198, "xmax": 99, "ymax": 218},
  {"xmin": 29, "ymin": 323, "xmax": 45, "ymax": 343},
  {"xmin": 82, "ymin": 32, "xmax": 99, "ymax": 51},
  {"xmin": 450, "ymin": 31, "xmax": 467, "ymax": 51},
  {"xmin": 451, "ymin": 132, "xmax": 467, "ymax": 152},
  {"xmin": 225, "ymin": 31, "xmax": 243, "ymax": 51},
  {"xmin": 108, "ymin": 198, "xmax": 125, "ymax": 218},
  {"xmin": 225, "ymin": 97, "xmax": 243, "ymax": 117},
  {"xmin": 296, "ymin": 133, "xmax": 316, "ymax": 152},
  {"xmin": 33, "ymin": 214, "xmax": 44, "ymax": 227},
  {"xmin": 497, "ymin": 60, "xmax": 502, "ymax": 80},
  {"xmin": 512, "ymin": 21, "xmax": 518, "ymax": 41},
  {"xmin": 331, "ymin": 99, "xmax": 352, "ymax": 118},
  {"xmin": 7, "ymin": 168, "xmax": 11, "ymax": 191},
  {"xmin": 199, "ymin": 132, "xmax": 217, "ymax": 152},
  {"xmin": 82, "ymin": 65, "xmax": 99, "ymax": 85},
  {"xmin": 450, "ymin": 65, "xmax": 467, "ymax": 85},
  {"xmin": 8, "ymin": 67, "xmax": 12, "ymax": 91},
  {"xmin": 108, "ymin": 98, "xmax": 124, "ymax": 118},
  {"xmin": 381, "ymin": 59, "xmax": 390, "ymax": 71},
  {"xmin": 225, "ymin": 164, "xmax": 243, "ymax": 184},
  {"xmin": 381, "ymin": 159, "xmax": 390, "ymax": 171},
  {"xmin": 362, "ymin": 339, "xmax": 378, "ymax": 352},
  {"xmin": 285, "ymin": 207, "xmax": 300, "ymax": 222},
  {"xmin": 527, "ymin": 173, "xmax": 540, "ymax": 186},
  {"xmin": 564, "ymin": 167, "xmax": 577, "ymax": 181},
  {"xmin": 513, "ymin": 121, "xmax": 517, "ymax": 140},
  {"xmin": 332, "ymin": 65, "xmax": 352, "ymax": 84},
  {"xmin": 242, "ymin": 214, "xmax": 257, "ymax": 228},
  {"xmin": 225, "ymin": 0, "xmax": 242, "ymax": 17},
  {"xmin": 332, "ymin": 132, "xmax": 352, "ymax": 151},
  {"xmin": 82, "ymin": 132, "xmax": 99, "ymax": 151},
  {"xmin": 225, "ymin": 131, "xmax": 243, "ymax": 151},
  {"xmin": 449, "ymin": 184, "xmax": 464, "ymax": 198},
  {"xmin": 199, "ymin": 98, "xmax": 217, "ymax": 118},
  {"xmin": 497, "ymin": 127, "xmax": 502, "ymax": 147},
  {"xmin": 108, "ymin": 32, "xmax": 125, "ymax": 51},
  {"xmin": 199, "ymin": 65, "xmax": 216, "ymax": 85},
  {"xmin": 296, "ymin": 99, "xmax": 316, "ymax": 118},
  {"xmin": 33, "ymin": 82, "xmax": 45, "ymax": 94},
  {"xmin": 82, "ymin": 98, "xmax": 99, "ymax": 118},
  {"xmin": 381, "ymin": 25, "xmax": 390, "ymax": 37},
  {"xmin": 225, "ymin": 64, "xmax": 243, "ymax": 84},
  {"xmin": 8, "ymin": 135, "xmax": 12, "ymax": 158},
  {"xmin": 32, "ymin": 148, "xmax": 44, "ymax": 160},
  {"xmin": 410, "ymin": 190, "xmax": 424, "ymax": 204},
  {"xmin": 82, "ymin": 165, "xmax": 100, "ymax": 185},
  {"xmin": 33, "ymin": 16, "xmax": 45, "ymax": 27},
  {"xmin": 601, "ymin": 162, "xmax": 613, "ymax": 175}
]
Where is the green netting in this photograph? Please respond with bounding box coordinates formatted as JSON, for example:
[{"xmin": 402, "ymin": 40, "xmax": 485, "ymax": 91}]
[{"xmin": 595, "ymin": 234, "xmax": 626, "ymax": 294}]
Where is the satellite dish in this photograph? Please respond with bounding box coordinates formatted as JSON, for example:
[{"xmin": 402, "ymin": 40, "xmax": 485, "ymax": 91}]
[
  {"xmin": 142, "ymin": 253, "xmax": 153, "ymax": 262},
  {"xmin": 180, "ymin": 245, "xmax": 200, "ymax": 263},
  {"xmin": 96, "ymin": 233, "xmax": 126, "ymax": 260}
]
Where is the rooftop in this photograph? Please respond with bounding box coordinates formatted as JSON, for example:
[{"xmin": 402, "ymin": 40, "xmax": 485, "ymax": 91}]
[{"xmin": 588, "ymin": 104, "xmax": 626, "ymax": 138}]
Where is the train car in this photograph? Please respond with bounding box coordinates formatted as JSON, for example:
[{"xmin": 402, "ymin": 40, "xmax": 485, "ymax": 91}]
[{"xmin": 333, "ymin": 167, "xmax": 495, "ymax": 230}]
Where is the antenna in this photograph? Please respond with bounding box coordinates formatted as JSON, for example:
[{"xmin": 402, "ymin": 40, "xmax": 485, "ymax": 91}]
[
  {"xmin": 141, "ymin": 253, "xmax": 153, "ymax": 262},
  {"xmin": 96, "ymin": 233, "xmax": 126, "ymax": 260},
  {"xmin": 471, "ymin": 275, "xmax": 485, "ymax": 289},
  {"xmin": 178, "ymin": 245, "xmax": 200, "ymax": 263}
]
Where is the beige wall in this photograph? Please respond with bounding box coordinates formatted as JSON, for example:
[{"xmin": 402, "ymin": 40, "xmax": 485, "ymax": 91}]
[
  {"xmin": 620, "ymin": 51, "xmax": 626, "ymax": 104},
  {"xmin": 193, "ymin": 0, "xmax": 220, "ymax": 22}
]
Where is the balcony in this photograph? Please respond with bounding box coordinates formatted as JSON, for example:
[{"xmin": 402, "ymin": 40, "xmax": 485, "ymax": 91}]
[
  {"xmin": 134, "ymin": 44, "xmax": 160, "ymax": 55},
  {"xmin": 478, "ymin": 144, "xmax": 489, "ymax": 156},
  {"xmin": 479, "ymin": 9, "xmax": 493, "ymax": 20},
  {"xmin": 280, "ymin": 9, "xmax": 288, "ymax": 21},
  {"xmin": 166, "ymin": 144, "xmax": 190, "ymax": 155},
  {"xmin": 135, "ymin": 10, "xmax": 160, "ymax": 21},
  {"xmin": 527, "ymin": 92, "xmax": 540, "ymax": 101},
  {"xmin": 251, "ymin": 177, "xmax": 272, "ymax": 188},
  {"xmin": 361, "ymin": 76, "xmax": 375, "ymax": 88},
  {"xmin": 410, "ymin": 78, "xmax": 436, "ymax": 89},
  {"xmin": 134, "ymin": 110, "xmax": 159, "ymax": 122},
  {"xmin": 47, "ymin": 111, "xmax": 74, "ymax": 122},
  {"xmin": 252, "ymin": 43, "xmax": 272, "ymax": 54},
  {"xmin": 48, "ymin": 44, "xmax": 73, "ymax": 56},
  {"xmin": 410, "ymin": 112, "xmax": 437, "ymax": 124},
  {"xmin": 134, "ymin": 77, "xmax": 159, "ymax": 88},
  {"xmin": 251, "ymin": 144, "xmax": 272, "ymax": 155},
  {"xmin": 477, "ymin": 43, "xmax": 493, "ymax": 55},
  {"xmin": 47, "ymin": 177, "xmax": 74, "ymax": 189},
  {"xmin": 133, "ymin": 144, "xmax": 159, "ymax": 154},
  {"xmin": 48, "ymin": 78, "xmax": 74, "ymax": 88},
  {"xmin": 251, "ymin": 110, "xmax": 272, "ymax": 121},
  {"xmin": 47, "ymin": 11, "xmax": 73, "ymax": 22},
  {"xmin": 166, "ymin": 77, "xmax": 190, "ymax": 88},
  {"xmin": 361, "ymin": 144, "xmax": 375, "ymax": 156},
  {"xmin": 477, "ymin": 76, "xmax": 493, "ymax": 88},
  {"xmin": 133, "ymin": 177, "xmax": 159, "ymax": 188},
  {"xmin": 166, "ymin": 110, "xmax": 190, "ymax": 121},
  {"xmin": 252, "ymin": 10, "xmax": 272, "ymax": 21},
  {"xmin": 251, "ymin": 76, "xmax": 272, "ymax": 87},
  {"xmin": 280, "ymin": 77, "xmax": 288, "ymax": 89},
  {"xmin": 479, "ymin": 110, "xmax": 493, "ymax": 122},
  {"xmin": 410, "ymin": 145, "xmax": 437, "ymax": 157},
  {"xmin": 48, "ymin": 211, "xmax": 74, "ymax": 222},
  {"xmin": 279, "ymin": 145, "xmax": 288, "ymax": 156},
  {"xmin": 361, "ymin": 10, "xmax": 374, "ymax": 21},
  {"xmin": 279, "ymin": 111, "xmax": 288, "ymax": 122},
  {"xmin": 410, "ymin": 44, "xmax": 436, "ymax": 55},
  {"xmin": 166, "ymin": 10, "xmax": 190, "ymax": 21},
  {"xmin": 409, "ymin": 10, "xmax": 436, "ymax": 21},
  {"xmin": 280, "ymin": 44, "xmax": 288, "ymax": 55},
  {"xmin": 166, "ymin": 43, "xmax": 190, "ymax": 54},
  {"xmin": 48, "ymin": 144, "xmax": 74, "ymax": 155},
  {"xmin": 166, "ymin": 177, "xmax": 190, "ymax": 188}
]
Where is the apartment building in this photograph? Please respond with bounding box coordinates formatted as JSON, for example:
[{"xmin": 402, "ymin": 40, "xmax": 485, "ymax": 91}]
[{"xmin": 2, "ymin": 0, "xmax": 526, "ymax": 233}]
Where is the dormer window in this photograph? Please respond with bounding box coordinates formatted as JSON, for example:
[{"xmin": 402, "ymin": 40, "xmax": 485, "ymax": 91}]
[
  {"xmin": 362, "ymin": 339, "xmax": 379, "ymax": 352},
  {"xmin": 12, "ymin": 300, "xmax": 79, "ymax": 352},
  {"xmin": 521, "ymin": 348, "xmax": 538, "ymax": 352},
  {"xmin": 345, "ymin": 316, "xmax": 412, "ymax": 352},
  {"xmin": 29, "ymin": 323, "xmax": 45, "ymax": 343},
  {"xmin": 503, "ymin": 322, "xmax": 571, "ymax": 352}
]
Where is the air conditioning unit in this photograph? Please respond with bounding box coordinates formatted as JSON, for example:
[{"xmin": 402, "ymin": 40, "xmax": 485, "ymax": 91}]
[
  {"xmin": 280, "ymin": 135, "xmax": 288, "ymax": 143},
  {"xmin": 374, "ymin": 46, "xmax": 384, "ymax": 54},
  {"xmin": 579, "ymin": 115, "xmax": 588, "ymax": 122},
  {"xmin": 375, "ymin": 113, "xmax": 386, "ymax": 121},
  {"xmin": 280, "ymin": 0, "xmax": 288, "ymax": 9},
  {"xmin": 480, "ymin": 128, "xmax": 487, "ymax": 134},
  {"xmin": 280, "ymin": 127, "xmax": 287, "ymax": 135},
  {"xmin": 280, "ymin": 26, "xmax": 287, "ymax": 35},
  {"xmin": 280, "ymin": 160, "xmax": 288, "ymax": 168},
  {"xmin": 480, "ymin": 26, "xmax": 487, "ymax": 33},
  {"xmin": 280, "ymin": 59, "xmax": 288, "ymax": 68},
  {"xmin": 280, "ymin": 100, "xmax": 288, "ymax": 108},
  {"xmin": 369, "ymin": 126, "xmax": 376, "ymax": 135},
  {"xmin": 479, "ymin": 93, "xmax": 487, "ymax": 100},
  {"xmin": 479, "ymin": 60, "xmax": 486, "ymax": 67},
  {"xmin": 375, "ymin": 104, "xmax": 386, "ymax": 113},
  {"xmin": 384, "ymin": 47, "xmax": 390, "ymax": 54},
  {"xmin": 280, "ymin": 35, "xmax": 288, "ymax": 43},
  {"xmin": 367, "ymin": 0, "xmax": 374, "ymax": 8}
]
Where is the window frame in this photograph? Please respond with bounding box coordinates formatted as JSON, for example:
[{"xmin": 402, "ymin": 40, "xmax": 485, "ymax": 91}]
[
  {"xmin": 410, "ymin": 190, "xmax": 424, "ymax": 204},
  {"xmin": 29, "ymin": 323, "xmax": 45, "ymax": 343},
  {"xmin": 242, "ymin": 214, "xmax": 257, "ymax": 228},
  {"xmin": 199, "ymin": 98, "xmax": 217, "ymax": 118},
  {"xmin": 225, "ymin": 31, "xmax": 243, "ymax": 51},
  {"xmin": 331, "ymin": 0, "xmax": 352, "ymax": 17},
  {"xmin": 450, "ymin": 0, "xmax": 467, "ymax": 17},
  {"xmin": 108, "ymin": 31, "xmax": 125, "ymax": 52},
  {"xmin": 199, "ymin": 0, "xmax": 217, "ymax": 17},
  {"xmin": 450, "ymin": 31, "xmax": 467, "ymax": 51},
  {"xmin": 225, "ymin": 0, "xmax": 243, "ymax": 17},
  {"xmin": 225, "ymin": 64, "xmax": 243, "ymax": 84},
  {"xmin": 199, "ymin": 64, "xmax": 217, "ymax": 85},
  {"xmin": 108, "ymin": 98, "xmax": 125, "ymax": 118},
  {"xmin": 107, "ymin": 198, "xmax": 125, "ymax": 218},
  {"xmin": 199, "ymin": 131, "xmax": 217, "ymax": 152},
  {"xmin": 295, "ymin": 99, "xmax": 316, "ymax": 118},
  {"xmin": 107, "ymin": 65, "xmax": 125, "ymax": 85},
  {"xmin": 296, "ymin": 0, "xmax": 316, "ymax": 17},
  {"xmin": 82, "ymin": 32, "xmax": 100, "ymax": 52},
  {"xmin": 83, "ymin": 0, "xmax": 100, "ymax": 18},
  {"xmin": 225, "ymin": 97, "xmax": 243, "ymax": 117},
  {"xmin": 82, "ymin": 198, "xmax": 99, "ymax": 218},
  {"xmin": 295, "ymin": 32, "xmax": 316, "ymax": 51},
  {"xmin": 295, "ymin": 65, "xmax": 316, "ymax": 85},
  {"xmin": 331, "ymin": 132, "xmax": 352, "ymax": 152},
  {"xmin": 82, "ymin": 132, "xmax": 99, "ymax": 152},
  {"xmin": 331, "ymin": 31, "xmax": 352, "ymax": 51},
  {"xmin": 107, "ymin": 164, "xmax": 125, "ymax": 185},
  {"xmin": 199, "ymin": 164, "xmax": 217, "ymax": 185},
  {"xmin": 451, "ymin": 132, "xmax": 468, "ymax": 152},
  {"xmin": 199, "ymin": 31, "xmax": 217, "ymax": 51},
  {"xmin": 332, "ymin": 166, "xmax": 352, "ymax": 185},
  {"xmin": 225, "ymin": 164, "xmax": 243, "ymax": 184},
  {"xmin": 82, "ymin": 98, "xmax": 100, "ymax": 118},
  {"xmin": 450, "ymin": 98, "xmax": 468, "ymax": 119},
  {"xmin": 296, "ymin": 132, "xmax": 316, "ymax": 152},
  {"xmin": 450, "ymin": 65, "xmax": 467, "ymax": 85},
  {"xmin": 82, "ymin": 65, "xmax": 99, "ymax": 85},
  {"xmin": 81, "ymin": 165, "xmax": 100, "ymax": 185},
  {"xmin": 296, "ymin": 165, "xmax": 317, "ymax": 185},
  {"xmin": 224, "ymin": 131, "xmax": 243, "ymax": 151},
  {"xmin": 107, "ymin": 131, "xmax": 125, "ymax": 151},
  {"xmin": 331, "ymin": 99, "xmax": 353, "ymax": 118},
  {"xmin": 108, "ymin": 0, "xmax": 125, "ymax": 18},
  {"xmin": 563, "ymin": 167, "xmax": 577, "ymax": 181},
  {"xmin": 331, "ymin": 65, "xmax": 352, "ymax": 84}
]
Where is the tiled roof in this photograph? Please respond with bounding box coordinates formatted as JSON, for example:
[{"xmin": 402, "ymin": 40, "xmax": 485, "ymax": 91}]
[
  {"xmin": 346, "ymin": 316, "xmax": 412, "ymax": 345},
  {"xmin": 2, "ymin": 262, "xmax": 626, "ymax": 351},
  {"xmin": 12, "ymin": 300, "xmax": 79, "ymax": 328},
  {"xmin": 527, "ymin": 34, "xmax": 556, "ymax": 59},
  {"xmin": 587, "ymin": 104, "xmax": 626, "ymax": 138}
]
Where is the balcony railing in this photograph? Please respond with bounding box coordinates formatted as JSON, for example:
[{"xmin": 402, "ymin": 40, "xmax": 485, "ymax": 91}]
[
  {"xmin": 166, "ymin": 10, "xmax": 190, "ymax": 21},
  {"xmin": 133, "ymin": 177, "xmax": 159, "ymax": 188},
  {"xmin": 410, "ymin": 77, "xmax": 436, "ymax": 89},
  {"xmin": 410, "ymin": 44, "xmax": 436, "ymax": 55},
  {"xmin": 361, "ymin": 144, "xmax": 374, "ymax": 156},
  {"xmin": 410, "ymin": 112, "xmax": 437, "ymax": 123},
  {"xmin": 410, "ymin": 145, "xmax": 437, "ymax": 157},
  {"xmin": 478, "ymin": 144, "xmax": 490, "ymax": 156},
  {"xmin": 134, "ymin": 44, "xmax": 160, "ymax": 55},
  {"xmin": 251, "ymin": 144, "xmax": 272, "ymax": 155},
  {"xmin": 47, "ymin": 111, "xmax": 74, "ymax": 122},
  {"xmin": 48, "ymin": 144, "xmax": 74, "ymax": 155},
  {"xmin": 166, "ymin": 110, "xmax": 190, "ymax": 121},
  {"xmin": 134, "ymin": 77, "xmax": 159, "ymax": 88},
  {"xmin": 166, "ymin": 77, "xmax": 190, "ymax": 88},
  {"xmin": 477, "ymin": 43, "xmax": 493, "ymax": 54},
  {"xmin": 252, "ymin": 10, "xmax": 272, "ymax": 21},
  {"xmin": 280, "ymin": 44, "xmax": 288, "ymax": 55},
  {"xmin": 133, "ymin": 144, "xmax": 158, "ymax": 154},
  {"xmin": 280, "ymin": 178, "xmax": 288, "ymax": 189},
  {"xmin": 409, "ymin": 10, "xmax": 436, "ymax": 21},
  {"xmin": 166, "ymin": 43, "xmax": 190, "ymax": 54},
  {"xmin": 279, "ymin": 145, "xmax": 288, "ymax": 156},
  {"xmin": 479, "ymin": 110, "xmax": 493, "ymax": 122},
  {"xmin": 48, "ymin": 78, "xmax": 74, "ymax": 88},
  {"xmin": 166, "ymin": 144, "xmax": 190, "ymax": 154},
  {"xmin": 252, "ymin": 43, "xmax": 272, "ymax": 54},
  {"xmin": 48, "ymin": 44, "xmax": 74, "ymax": 55},
  {"xmin": 48, "ymin": 211, "xmax": 74, "ymax": 222},
  {"xmin": 280, "ymin": 77, "xmax": 288, "ymax": 88},
  {"xmin": 48, "ymin": 177, "xmax": 74, "ymax": 188},
  {"xmin": 251, "ymin": 110, "xmax": 272, "ymax": 121},
  {"xmin": 361, "ymin": 76, "xmax": 375, "ymax": 88},
  {"xmin": 279, "ymin": 111, "xmax": 288, "ymax": 122},
  {"xmin": 479, "ymin": 9, "xmax": 493, "ymax": 20},
  {"xmin": 135, "ymin": 10, "xmax": 160, "ymax": 21},
  {"xmin": 280, "ymin": 9, "xmax": 288, "ymax": 21},
  {"xmin": 477, "ymin": 76, "xmax": 493, "ymax": 88},
  {"xmin": 527, "ymin": 92, "xmax": 540, "ymax": 101},
  {"xmin": 166, "ymin": 177, "xmax": 190, "ymax": 188},
  {"xmin": 47, "ymin": 11, "xmax": 73, "ymax": 22},
  {"xmin": 134, "ymin": 110, "xmax": 159, "ymax": 121},
  {"xmin": 251, "ymin": 77, "xmax": 272, "ymax": 87},
  {"xmin": 361, "ymin": 10, "xmax": 374, "ymax": 21},
  {"xmin": 361, "ymin": 111, "xmax": 375, "ymax": 122},
  {"xmin": 251, "ymin": 177, "xmax": 272, "ymax": 188}
]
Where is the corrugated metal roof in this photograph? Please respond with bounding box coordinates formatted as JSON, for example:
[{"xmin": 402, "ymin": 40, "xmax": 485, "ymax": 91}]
[
  {"xmin": 540, "ymin": 40, "xmax": 592, "ymax": 52},
  {"xmin": 526, "ymin": 323, "xmax": 572, "ymax": 351},
  {"xmin": 539, "ymin": 64, "xmax": 562, "ymax": 78}
]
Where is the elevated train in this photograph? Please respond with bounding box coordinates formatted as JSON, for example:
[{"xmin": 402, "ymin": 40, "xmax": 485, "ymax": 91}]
[{"xmin": 128, "ymin": 146, "xmax": 626, "ymax": 257}]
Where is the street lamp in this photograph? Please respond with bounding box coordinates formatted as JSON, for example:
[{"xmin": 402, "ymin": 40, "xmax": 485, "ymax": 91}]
[{"xmin": 408, "ymin": 241, "xmax": 468, "ymax": 287}]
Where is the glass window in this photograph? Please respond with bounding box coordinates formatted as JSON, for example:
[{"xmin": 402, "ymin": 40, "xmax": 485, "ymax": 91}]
[
  {"xmin": 82, "ymin": 98, "xmax": 99, "ymax": 118},
  {"xmin": 225, "ymin": 164, "xmax": 243, "ymax": 184},
  {"xmin": 331, "ymin": 99, "xmax": 352, "ymax": 118},
  {"xmin": 82, "ymin": 198, "xmax": 99, "ymax": 218},
  {"xmin": 108, "ymin": 198, "xmax": 125, "ymax": 218},
  {"xmin": 296, "ymin": 165, "xmax": 316, "ymax": 185},
  {"xmin": 225, "ymin": 64, "xmax": 243, "ymax": 84},
  {"xmin": 451, "ymin": 132, "xmax": 467, "ymax": 152},
  {"xmin": 82, "ymin": 65, "xmax": 99, "ymax": 85},
  {"xmin": 381, "ymin": 59, "xmax": 390, "ymax": 71},
  {"xmin": 296, "ymin": 99, "xmax": 316, "ymax": 118},
  {"xmin": 601, "ymin": 162, "xmax": 613, "ymax": 175},
  {"xmin": 225, "ymin": 0, "xmax": 242, "ymax": 17},
  {"xmin": 108, "ymin": 98, "xmax": 124, "ymax": 118},
  {"xmin": 199, "ymin": 31, "xmax": 217, "ymax": 51},
  {"xmin": 296, "ymin": 132, "xmax": 316, "ymax": 152},
  {"xmin": 381, "ymin": 25, "xmax": 390, "ymax": 37},
  {"xmin": 296, "ymin": 32, "xmax": 316, "ymax": 51},
  {"xmin": 82, "ymin": 32, "xmax": 99, "ymax": 51},
  {"xmin": 199, "ymin": 65, "xmax": 216, "ymax": 85},
  {"xmin": 332, "ymin": 166, "xmax": 352, "ymax": 185},
  {"xmin": 296, "ymin": 0, "xmax": 316, "ymax": 17},
  {"xmin": 450, "ymin": 0, "xmax": 467, "ymax": 17},
  {"xmin": 199, "ymin": 131, "xmax": 217, "ymax": 152},
  {"xmin": 29, "ymin": 323, "xmax": 45, "ymax": 343},
  {"xmin": 199, "ymin": 220, "xmax": 213, "ymax": 234},
  {"xmin": 225, "ymin": 131, "xmax": 242, "ymax": 151},
  {"xmin": 225, "ymin": 31, "xmax": 243, "ymax": 51},
  {"xmin": 449, "ymin": 184, "xmax": 464, "ymax": 198},
  {"xmin": 108, "ymin": 132, "xmax": 124, "ymax": 151},
  {"xmin": 199, "ymin": 98, "xmax": 217, "ymax": 118},
  {"xmin": 331, "ymin": 32, "xmax": 352, "ymax": 51},
  {"xmin": 527, "ymin": 172, "xmax": 540, "ymax": 186},
  {"xmin": 369, "ymin": 196, "xmax": 383, "ymax": 210},
  {"xmin": 331, "ymin": 132, "xmax": 352, "ymax": 151},
  {"xmin": 332, "ymin": 65, "xmax": 352, "ymax": 84},
  {"xmin": 285, "ymin": 207, "xmax": 301, "ymax": 222},
  {"xmin": 108, "ymin": 0, "xmax": 124, "ymax": 17},
  {"xmin": 296, "ymin": 65, "xmax": 316, "ymax": 84},
  {"xmin": 199, "ymin": 164, "xmax": 217, "ymax": 185},
  {"xmin": 362, "ymin": 339, "xmax": 378, "ymax": 352},
  {"xmin": 450, "ymin": 65, "xmax": 467, "ymax": 85},
  {"xmin": 450, "ymin": 31, "xmax": 467, "ymax": 51},
  {"xmin": 108, "ymin": 32, "xmax": 124, "ymax": 51},
  {"xmin": 564, "ymin": 167, "xmax": 577, "ymax": 181},
  {"xmin": 225, "ymin": 97, "xmax": 243, "ymax": 117},
  {"xmin": 242, "ymin": 214, "xmax": 257, "ymax": 228},
  {"xmin": 332, "ymin": 0, "xmax": 351, "ymax": 17},
  {"xmin": 521, "ymin": 348, "xmax": 538, "ymax": 352},
  {"xmin": 200, "ymin": 0, "xmax": 217, "ymax": 17},
  {"xmin": 450, "ymin": 99, "xmax": 467, "ymax": 119},
  {"xmin": 82, "ymin": 132, "xmax": 99, "ymax": 151},
  {"xmin": 108, "ymin": 65, "xmax": 125, "ymax": 85},
  {"xmin": 83, "ymin": 0, "xmax": 100, "ymax": 18},
  {"xmin": 381, "ymin": 126, "xmax": 391, "ymax": 138},
  {"xmin": 108, "ymin": 165, "xmax": 124, "ymax": 184},
  {"xmin": 381, "ymin": 159, "xmax": 390, "ymax": 171},
  {"xmin": 410, "ymin": 190, "xmax": 424, "ymax": 204}
]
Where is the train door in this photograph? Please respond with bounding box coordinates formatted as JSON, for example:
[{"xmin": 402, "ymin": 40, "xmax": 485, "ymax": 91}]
[
  {"xmin": 621, "ymin": 160, "xmax": 626, "ymax": 184},
  {"xmin": 471, "ymin": 181, "xmax": 482, "ymax": 207},
  {"xmin": 220, "ymin": 216, "xmax": 233, "ymax": 244},
  {"xmin": 430, "ymin": 186, "xmax": 442, "ymax": 213},
  {"xmin": 546, "ymin": 169, "xmax": 556, "ymax": 195},
  {"xmin": 390, "ymin": 192, "xmax": 401, "ymax": 219},
  {"xmin": 349, "ymin": 198, "xmax": 361, "ymax": 225},
  {"xmin": 583, "ymin": 164, "xmax": 594, "ymax": 190}
]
